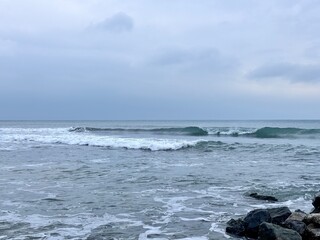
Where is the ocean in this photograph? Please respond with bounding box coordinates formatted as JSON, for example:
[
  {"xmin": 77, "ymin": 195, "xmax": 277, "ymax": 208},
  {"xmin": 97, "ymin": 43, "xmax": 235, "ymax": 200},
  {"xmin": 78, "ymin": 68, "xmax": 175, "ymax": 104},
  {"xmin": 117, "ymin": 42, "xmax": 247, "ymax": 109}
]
[{"xmin": 0, "ymin": 120, "xmax": 320, "ymax": 239}]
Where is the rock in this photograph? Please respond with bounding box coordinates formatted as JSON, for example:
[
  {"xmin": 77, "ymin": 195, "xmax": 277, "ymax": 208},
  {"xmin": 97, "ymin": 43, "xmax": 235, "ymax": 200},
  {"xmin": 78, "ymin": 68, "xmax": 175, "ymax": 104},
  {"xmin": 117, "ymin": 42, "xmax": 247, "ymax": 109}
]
[
  {"xmin": 285, "ymin": 211, "xmax": 307, "ymax": 222},
  {"xmin": 268, "ymin": 207, "xmax": 292, "ymax": 225},
  {"xmin": 243, "ymin": 209, "xmax": 271, "ymax": 238},
  {"xmin": 304, "ymin": 214, "xmax": 320, "ymax": 226},
  {"xmin": 283, "ymin": 220, "xmax": 306, "ymax": 236},
  {"xmin": 249, "ymin": 193, "xmax": 278, "ymax": 202},
  {"xmin": 283, "ymin": 211, "xmax": 307, "ymax": 236},
  {"xmin": 258, "ymin": 222, "xmax": 302, "ymax": 240},
  {"xmin": 226, "ymin": 218, "xmax": 246, "ymax": 237},
  {"xmin": 313, "ymin": 195, "xmax": 320, "ymax": 209},
  {"xmin": 311, "ymin": 208, "xmax": 320, "ymax": 214},
  {"xmin": 304, "ymin": 223, "xmax": 320, "ymax": 240}
]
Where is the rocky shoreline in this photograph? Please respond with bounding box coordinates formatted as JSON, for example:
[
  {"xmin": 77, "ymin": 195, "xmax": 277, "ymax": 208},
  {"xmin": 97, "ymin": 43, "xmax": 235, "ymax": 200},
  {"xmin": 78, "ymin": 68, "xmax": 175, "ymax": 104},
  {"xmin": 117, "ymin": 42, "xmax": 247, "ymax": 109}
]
[{"xmin": 225, "ymin": 193, "xmax": 320, "ymax": 240}]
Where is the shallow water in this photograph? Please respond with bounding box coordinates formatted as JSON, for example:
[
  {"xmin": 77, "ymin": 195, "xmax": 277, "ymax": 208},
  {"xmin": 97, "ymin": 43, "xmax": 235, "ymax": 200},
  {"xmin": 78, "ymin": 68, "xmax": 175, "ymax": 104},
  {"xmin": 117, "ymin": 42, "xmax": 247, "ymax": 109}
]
[{"xmin": 0, "ymin": 120, "xmax": 320, "ymax": 239}]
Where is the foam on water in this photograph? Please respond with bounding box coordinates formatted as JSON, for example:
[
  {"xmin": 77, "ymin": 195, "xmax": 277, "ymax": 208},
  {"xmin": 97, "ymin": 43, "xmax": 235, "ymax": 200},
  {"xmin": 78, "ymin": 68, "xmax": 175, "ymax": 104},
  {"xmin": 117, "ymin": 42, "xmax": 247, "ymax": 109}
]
[
  {"xmin": 0, "ymin": 211, "xmax": 145, "ymax": 240},
  {"xmin": 0, "ymin": 128, "xmax": 203, "ymax": 151}
]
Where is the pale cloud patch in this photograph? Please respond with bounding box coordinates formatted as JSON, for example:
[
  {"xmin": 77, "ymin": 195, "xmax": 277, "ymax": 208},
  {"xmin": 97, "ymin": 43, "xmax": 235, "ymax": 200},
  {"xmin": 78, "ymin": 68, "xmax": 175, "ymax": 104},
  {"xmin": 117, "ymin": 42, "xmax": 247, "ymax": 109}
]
[
  {"xmin": 88, "ymin": 12, "xmax": 134, "ymax": 33},
  {"xmin": 149, "ymin": 48, "xmax": 239, "ymax": 78},
  {"xmin": 236, "ymin": 79, "xmax": 320, "ymax": 100},
  {"xmin": 248, "ymin": 62, "xmax": 320, "ymax": 83}
]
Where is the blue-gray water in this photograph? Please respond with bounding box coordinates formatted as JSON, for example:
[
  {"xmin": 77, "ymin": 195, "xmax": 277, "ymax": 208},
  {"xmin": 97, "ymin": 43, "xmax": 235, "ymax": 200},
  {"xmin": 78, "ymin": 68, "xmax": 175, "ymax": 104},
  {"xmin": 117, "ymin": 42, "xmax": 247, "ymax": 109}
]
[{"xmin": 1, "ymin": 120, "xmax": 320, "ymax": 239}]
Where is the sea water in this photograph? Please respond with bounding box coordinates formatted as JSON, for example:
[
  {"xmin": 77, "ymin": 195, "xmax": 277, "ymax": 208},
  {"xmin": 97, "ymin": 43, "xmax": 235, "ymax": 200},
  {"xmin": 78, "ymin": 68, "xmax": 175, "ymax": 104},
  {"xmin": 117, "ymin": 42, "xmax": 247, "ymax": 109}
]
[{"xmin": 0, "ymin": 120, "xmax": 320, "ymax": 239}]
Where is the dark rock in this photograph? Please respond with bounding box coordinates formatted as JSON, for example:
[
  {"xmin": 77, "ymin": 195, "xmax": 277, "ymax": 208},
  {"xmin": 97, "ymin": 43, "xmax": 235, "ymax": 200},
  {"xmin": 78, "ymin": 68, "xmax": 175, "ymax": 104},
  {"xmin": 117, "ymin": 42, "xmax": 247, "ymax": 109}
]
[
  {"xmin": 304, "ymin": 214, "xmax": 320, "ymax": 226},
  {"xmin": 243, "ymin": 209, "xmax": 271, "ymax": 238},
  {"xmin": 268, "ymin": 207, "xmax": 292, "ymax": 225},
  {"xmin": 295, "ymin": 209, "xmax": 307, "ymax": 214},
  {"xmin": 249, "ymin": 193, "xmax": 278, "ymax": 202},
  {"xmin": 283, "ymin": 220, "xmax": 306, "ymax": 236},
  {"xmin": 226, "ymin": 218, "xmax": 246, "ymax": 237},
  {"xmin": 285, "ymin": 211, "xmax": 307, "ymax": 222},
  {"xmin": 304, "ymin": 223, "xmax": 320, "ymax": 240},
  {"xmin": 258, "ymin": 222, "xmax": 302, "ymax": 240},
  {"xmin": 313, "ymin": 195, "xmax": 320, "ymax": 209},
  {"xmin": 311, "ymin": 208, "xmax": 320, "ymax": 214}
]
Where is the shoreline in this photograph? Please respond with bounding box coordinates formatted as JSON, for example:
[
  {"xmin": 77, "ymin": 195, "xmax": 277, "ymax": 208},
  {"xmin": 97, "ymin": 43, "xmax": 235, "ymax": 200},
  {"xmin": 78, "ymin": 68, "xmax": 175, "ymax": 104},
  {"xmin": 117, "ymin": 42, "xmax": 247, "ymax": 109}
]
[{"xmin": 226, "ymin": 193, "xmax": 320, "ymax": 239}]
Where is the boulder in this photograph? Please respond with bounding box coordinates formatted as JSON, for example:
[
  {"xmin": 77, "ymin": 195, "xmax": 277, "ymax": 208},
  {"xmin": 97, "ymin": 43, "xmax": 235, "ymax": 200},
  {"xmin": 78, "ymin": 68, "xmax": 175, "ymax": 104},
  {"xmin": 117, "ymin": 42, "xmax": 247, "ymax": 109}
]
[
  {"xmin": 313, "ymin": 195, "xmax": 320, "ymax": 209},
  {"xmin": 304, "ymin": 223, "xmax": 320, "ymax": 240},
  {"xmin": 258, "ymin": 222, "xmax": 302, "ymax": 240},
  {"xmin": 285, "ymin": 211, "xmax": 307, "ymax": 222},
  {"xmin": 311, "ymin": 208, "xmax": 320, "ymax": 214},
  {"xmin": 282, "ymin": 220, "xmax": 306, "ymax": 236},
  {"xmin": 249, "ymin": 193, "xmax": 278, "ymax": 202},
  {"xmin": 268, "ymin": 207, "xmax": 292, "ymax": 225},
  {"xmin": 304, "ymin": 214, "xmax": 320, "ymax": 226},
  {"xmin": 226, "ymin": 218, "xmax": 246, "ymax": 237},
  {"xmin": 243, "ymin": 209, "xmax": 271, "ymax": 238}
]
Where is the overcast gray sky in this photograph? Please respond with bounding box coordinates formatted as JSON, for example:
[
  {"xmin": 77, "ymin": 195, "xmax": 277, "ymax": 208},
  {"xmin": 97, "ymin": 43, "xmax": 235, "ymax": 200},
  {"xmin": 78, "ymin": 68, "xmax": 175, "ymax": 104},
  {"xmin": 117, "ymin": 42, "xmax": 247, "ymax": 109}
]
[{"xmin": 1, "ymin": 0, "xmax": 320, "ymax": 120}]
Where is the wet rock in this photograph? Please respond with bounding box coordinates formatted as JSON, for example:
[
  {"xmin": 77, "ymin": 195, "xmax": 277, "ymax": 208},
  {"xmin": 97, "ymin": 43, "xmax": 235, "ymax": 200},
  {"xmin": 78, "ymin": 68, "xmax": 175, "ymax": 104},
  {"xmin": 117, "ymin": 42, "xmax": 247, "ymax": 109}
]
[
  {"xmin": 304, "ymin": 223, "xmax": 320, "ymax": 240},
  {"xmin": 249, "ymin": 193, "xmax": 278, "ymax": 202},
  {"xmin": 282, "ymin": 211, "xmax": 307, "ymax": 236},
  {"xmin": 313, "ymin": 195, "xmax": 320, "ymax": 209},
  {"xmin": 226, "ymin": 218, "xmax": 246, "ymax": 237},
  {"xmin": 296, "ymin": 209, "xmax": 307, "ymax": 214},
  {"xmin": 311, "ymin": 195, "xmax": 320, "ymax": 215},
  {"xmin": 268, "ymin": 207, "xmax": 291, "ymax": 225},
  {"xmin": 258, "ymin": 222, "xmax": 302, "ymax": 240},
  {"xmin": 286, "ymin": 211, "xmax": 307, "ymax": 222},
  {"xmin": 304, "ymin": 214, "xmax": 320, "ymax": 226},
  {"xmin": 243, "ymin": 209, "xmax": 271, "ymax": 238},
  {"xmin": 311, "ymin": 208, "xmax": 320, "ymax": 214},
  {"xmin": 282, "ymin": 220, "xmax": 306, "ymax": 236}
]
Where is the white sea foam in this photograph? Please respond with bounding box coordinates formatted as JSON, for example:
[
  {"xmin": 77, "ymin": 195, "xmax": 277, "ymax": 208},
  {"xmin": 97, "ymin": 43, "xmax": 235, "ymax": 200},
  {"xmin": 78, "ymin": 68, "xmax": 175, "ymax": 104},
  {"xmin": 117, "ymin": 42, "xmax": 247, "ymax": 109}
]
[
  {"xmin": 138, "ymin": 225, "xmax": 165, "ymax": 240},
  {"xmin": 179, "ymin": 237, "xmax": 208, "ymax": 240},
  {"xmin": 210, "ymin": 223, "xmax": 231, "ymax": 239},
  {"xmin": 206, "ymin": 127, "xmax": 256, "ymax": 136},
  {"xmin": 250, "ymin": 196, "xmax": 312, "ymax": 213},
  {"xmin": 0, "ymin": 211, "xmax": 144, "ymax": 240},
  {"xmin": 0, "ymin": 128, "xmax": 203, "ymax": 151}
]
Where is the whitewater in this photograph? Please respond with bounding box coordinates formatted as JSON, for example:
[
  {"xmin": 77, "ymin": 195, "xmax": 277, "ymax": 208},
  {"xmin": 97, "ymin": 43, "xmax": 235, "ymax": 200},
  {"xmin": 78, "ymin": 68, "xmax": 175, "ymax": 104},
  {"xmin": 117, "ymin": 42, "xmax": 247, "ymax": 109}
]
[{"xmin": 1, "ymin": 120, "xmax": 320, "ymax": 239}]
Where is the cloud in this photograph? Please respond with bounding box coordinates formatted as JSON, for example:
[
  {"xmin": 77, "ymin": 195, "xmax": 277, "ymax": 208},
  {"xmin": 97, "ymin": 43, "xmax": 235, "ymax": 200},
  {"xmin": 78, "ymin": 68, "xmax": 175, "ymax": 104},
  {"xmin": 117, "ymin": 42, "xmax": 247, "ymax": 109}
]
[
  {"xmin": 150, "ymin": 48, "xmax": 239, "ymax": 78},
  {"xmin": 1, "ymin": 0, "xmax": 320, "ymax": 119},
  {"xmin": 248, "ymin": 62, "xmax": 320, "ymax": 83},
  {"xmin": 89, "ymin": 12, "xmax": 134, "ymax": 33}
]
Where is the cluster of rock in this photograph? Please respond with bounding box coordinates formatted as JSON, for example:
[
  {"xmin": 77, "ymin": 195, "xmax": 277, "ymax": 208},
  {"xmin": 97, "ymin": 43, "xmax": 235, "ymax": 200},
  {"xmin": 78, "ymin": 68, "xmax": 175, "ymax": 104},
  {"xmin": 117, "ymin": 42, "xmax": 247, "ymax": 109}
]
[{"xmin": 226, "ymin": 194, "xmax": 320, "ymax": 240}]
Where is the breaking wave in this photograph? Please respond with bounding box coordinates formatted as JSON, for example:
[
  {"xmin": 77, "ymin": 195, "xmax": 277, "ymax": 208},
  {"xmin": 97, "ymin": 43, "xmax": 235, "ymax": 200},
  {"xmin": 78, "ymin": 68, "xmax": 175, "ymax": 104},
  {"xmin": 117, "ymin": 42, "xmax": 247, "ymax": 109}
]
[
  {"xmin": 208, "ymin": 127, "xmax": 320, "ymax": 139},
  {"xmin": 0, "ymin": 131, "xmax": 208, "ymax": 151},
  {"xmin": 69, "ymin": 126, "xmax": 209, "ymax": 136},
  {"xmin": 249, "ymin": 127, "xmax": 320, "ymax": 139},
  {"xmin": 2, "ymin": 126, "xmax": 320, "ymax": 152}
]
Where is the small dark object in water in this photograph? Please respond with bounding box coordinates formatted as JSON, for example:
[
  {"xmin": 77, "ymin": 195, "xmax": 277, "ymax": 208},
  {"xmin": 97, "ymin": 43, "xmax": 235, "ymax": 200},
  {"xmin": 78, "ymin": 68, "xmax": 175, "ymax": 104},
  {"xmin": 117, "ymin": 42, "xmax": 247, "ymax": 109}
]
[{"xmin": 249, "ymin": 192, "xmax": 278, "ymax": 202}]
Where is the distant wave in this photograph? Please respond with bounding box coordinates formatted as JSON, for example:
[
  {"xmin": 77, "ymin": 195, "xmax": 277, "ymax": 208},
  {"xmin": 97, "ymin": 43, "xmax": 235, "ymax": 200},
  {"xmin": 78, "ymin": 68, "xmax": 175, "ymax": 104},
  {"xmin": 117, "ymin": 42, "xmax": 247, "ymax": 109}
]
[
  {"xmin": 249, "ymin": 127, "xmax": 320, "ymax": 139},
  {"xmin": 208, "ymin": 127, "xmax": 320, "ymax": 138},
  {"xmin": 69, "ymin": 126, "xmax": 320, "ymax": 139},
  {"xmin": 69, "ymin": 126, "xmax": 209, "ymax": 136}
]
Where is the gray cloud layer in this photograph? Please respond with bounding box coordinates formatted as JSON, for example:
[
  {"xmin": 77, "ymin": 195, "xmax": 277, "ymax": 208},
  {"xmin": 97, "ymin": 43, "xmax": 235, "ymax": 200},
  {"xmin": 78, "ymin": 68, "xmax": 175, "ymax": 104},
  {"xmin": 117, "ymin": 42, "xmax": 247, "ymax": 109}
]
[
  {"xmin": 248, "ymin": 63, "xmax": 320, "ymax": 82},
  {"xmin": 0, "ymin": 0, "xmax": 320, "ymax": 119}
]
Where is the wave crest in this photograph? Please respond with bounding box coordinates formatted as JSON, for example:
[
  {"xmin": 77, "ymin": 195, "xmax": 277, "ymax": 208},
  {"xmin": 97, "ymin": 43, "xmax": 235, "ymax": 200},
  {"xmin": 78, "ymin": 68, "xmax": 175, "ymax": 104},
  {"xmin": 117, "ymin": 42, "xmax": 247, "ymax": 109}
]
[
  {"xmin": 69, "ymin": 126, "xmax": 208, "ymax": 136},
  {"xmin": 251, "ymin": 127, "xmax": 320, "ymax": 138}
]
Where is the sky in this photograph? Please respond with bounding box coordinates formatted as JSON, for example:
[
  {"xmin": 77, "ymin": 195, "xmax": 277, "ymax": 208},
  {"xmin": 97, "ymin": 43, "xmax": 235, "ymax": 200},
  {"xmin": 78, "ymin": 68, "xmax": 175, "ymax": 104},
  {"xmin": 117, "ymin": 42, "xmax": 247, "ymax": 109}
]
[{"xmin": 1, "ymin": 0, "xmax": 320, "ymax": 120}]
